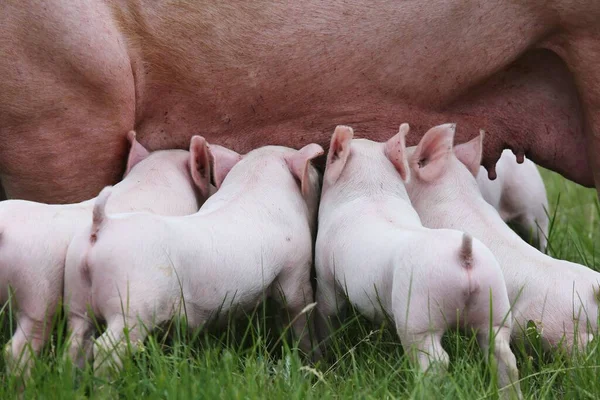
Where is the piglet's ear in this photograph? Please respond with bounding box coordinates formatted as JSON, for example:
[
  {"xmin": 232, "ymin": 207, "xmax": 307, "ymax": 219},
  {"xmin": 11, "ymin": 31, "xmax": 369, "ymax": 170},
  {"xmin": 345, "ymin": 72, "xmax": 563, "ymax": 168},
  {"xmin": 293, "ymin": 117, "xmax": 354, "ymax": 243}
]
[
  {"xmin": 208, "ymin": 144, "xmax": 242, "ymax": 189},
  {"xmin": 124, "ymin": 131, "xmax": 150, "ymax": 176},
  {"xmin": 325, "ymin": 125, "xmax": 353, "ymax": 185},
  {"xmin": 189, "ymin": 135, "xmax": 211, "ymax": 199},
  {"xmin": 385, "ymin": 123, "xmax": 411, "ymax": 182},
  {"xmin": 285, "ymin": 143, "xmax": 324, "ymax": 197},
  {"xmin": 454, "ymin": 130, "xmax": 484, "ymax": 177},
  {"xmin": 410, "ymin": 123, "xmax": 455, "ymax": 182}
]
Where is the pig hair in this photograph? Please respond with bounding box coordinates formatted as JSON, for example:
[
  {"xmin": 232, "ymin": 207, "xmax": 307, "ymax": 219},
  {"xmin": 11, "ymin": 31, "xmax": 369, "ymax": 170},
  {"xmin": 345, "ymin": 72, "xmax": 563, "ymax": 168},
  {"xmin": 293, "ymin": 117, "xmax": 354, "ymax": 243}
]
[
  {"xmin": 459, "ymin": 233, "xmax": 473, "ymax": 269},
  {"xmin": 91, "ymin": 186, "xmax": 113, "ymax": 243}
]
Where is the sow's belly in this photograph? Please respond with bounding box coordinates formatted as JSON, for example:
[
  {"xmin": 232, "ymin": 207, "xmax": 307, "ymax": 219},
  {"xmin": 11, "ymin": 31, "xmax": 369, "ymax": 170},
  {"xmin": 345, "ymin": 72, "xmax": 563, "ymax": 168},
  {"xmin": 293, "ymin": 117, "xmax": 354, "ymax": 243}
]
[
  {"xmin": 0, "ymin": 0, "xmax": 591, "ymax": 204},
  {"xmin": 114, "ymin": 1, "xmax": 586, "ymax": 184},
  {"xmin": 133, "ymin": 49, "xmax": 588, "ymax": 185}
]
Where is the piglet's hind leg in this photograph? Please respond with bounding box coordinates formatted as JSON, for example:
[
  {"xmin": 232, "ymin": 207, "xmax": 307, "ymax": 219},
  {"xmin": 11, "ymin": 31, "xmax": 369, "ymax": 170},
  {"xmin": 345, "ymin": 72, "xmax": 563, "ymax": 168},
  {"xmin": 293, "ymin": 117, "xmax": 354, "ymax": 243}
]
[
  {"xmin": 477, "ymin": 326, "xmax": 522, "ymax": 399},
  {"xmin": 397, "ymin": 329, "xmax": 449, "ymax": 373},
  {"xmin": 4, "ymin": 314, "xmax": 49, "ymax": 377},
  {"xmin": 93, "ymin": 316, "xmax": 150, "ymax": 378},
  {"xmin": 272, "ymin": 266, "xmax": 321, "ymax": 360},
  {"xmin": 66, "ymin": 313, "xmax": 95, "ymax": 369}
]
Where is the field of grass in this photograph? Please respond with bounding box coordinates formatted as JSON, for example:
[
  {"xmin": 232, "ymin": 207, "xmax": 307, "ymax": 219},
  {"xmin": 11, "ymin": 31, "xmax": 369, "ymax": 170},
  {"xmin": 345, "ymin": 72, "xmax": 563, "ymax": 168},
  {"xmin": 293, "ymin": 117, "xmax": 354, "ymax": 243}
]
[{"xmin": 0, "ymin": 168, "xmax": 598, "ymax": 399}]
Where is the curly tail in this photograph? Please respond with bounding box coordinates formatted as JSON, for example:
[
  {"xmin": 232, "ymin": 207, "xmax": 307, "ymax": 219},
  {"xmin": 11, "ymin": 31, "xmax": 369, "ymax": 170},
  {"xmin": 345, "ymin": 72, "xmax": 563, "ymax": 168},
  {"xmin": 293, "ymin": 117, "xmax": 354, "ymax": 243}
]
[
  {"xmin": 459, "ymin": 233, "xmax": 473, "ymax": 269},
  {"xmin": 91, "ymin": 186, "xmax": 113, "ymax": 242}
]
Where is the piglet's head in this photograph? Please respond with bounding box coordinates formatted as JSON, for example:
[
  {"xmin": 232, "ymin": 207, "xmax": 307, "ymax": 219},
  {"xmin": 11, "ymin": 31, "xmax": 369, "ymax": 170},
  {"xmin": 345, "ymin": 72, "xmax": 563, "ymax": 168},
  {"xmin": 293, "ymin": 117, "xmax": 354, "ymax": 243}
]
[
  {"xmin": 284, "ymin": 143, "xmax": 324, "ymax": 225},
  {"xmin": 123, "ymin": 131, "xmax": 151, "ymax": 177},
  {"xmin": 454, "ymin": 129, "xmax": 485, "ymax": 178},
  {"xmin": 405, "ymin": 123, "xmax": 484, "ymax": 202},
  {"xmin": 408, "ymin": 123, "xmax": 456, "ymax": 182},
  {"xmin": 188, "ymin": 135, "xmax": 213, "ymax": 201},
  {"xmin": 323, "ymin": 125, "xmax": 354, "ymax": 187},
  {"xmin": 208, "ymin": 144, "xmax": 243, "ymax": 189},
  {"xmin": 384, "ymin": 123, "xmax": 411, "ymax": 182},
  {"xmin": 323, "ymin": 124, "xmax": 410, "ymax": 193}
]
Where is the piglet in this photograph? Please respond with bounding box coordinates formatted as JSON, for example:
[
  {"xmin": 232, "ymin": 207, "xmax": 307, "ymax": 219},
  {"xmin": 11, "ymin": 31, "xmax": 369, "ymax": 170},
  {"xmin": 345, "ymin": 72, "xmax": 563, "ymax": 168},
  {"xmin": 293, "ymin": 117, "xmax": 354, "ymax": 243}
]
[
  {"xmin": 315, "ymin": 125, "xmax": 521, "ymax": 397},
  {"xmin": 66, "ymin": 139, "xmax": 323, "ymax": 374},
  {"xmin": 476, "ymin": 149, "xmax": 549, "ymax": 250},
  {"xmin": 0, "ymin": 131, "xmax": 209, "ymax": 375},
  {"xmin": 405, "ymin": 123, "xmax": 600, "ymax": 352}
]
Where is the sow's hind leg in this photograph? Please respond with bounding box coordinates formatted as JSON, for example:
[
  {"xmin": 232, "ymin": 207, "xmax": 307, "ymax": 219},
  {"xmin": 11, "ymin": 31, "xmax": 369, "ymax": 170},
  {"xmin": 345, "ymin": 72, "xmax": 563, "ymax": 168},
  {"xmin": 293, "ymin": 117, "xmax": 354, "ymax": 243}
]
[{"xmin": 0, "ymin": 1, "xmax": 135, "ymax": 204}]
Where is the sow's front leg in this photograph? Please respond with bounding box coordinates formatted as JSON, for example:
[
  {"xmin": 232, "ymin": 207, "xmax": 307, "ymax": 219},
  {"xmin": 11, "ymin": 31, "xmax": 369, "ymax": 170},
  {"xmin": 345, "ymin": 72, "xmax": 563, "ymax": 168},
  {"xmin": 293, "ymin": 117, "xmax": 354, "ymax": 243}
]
[{"xmin": 0, "ymin": 1, "xmax": 135, "ymax": 203}]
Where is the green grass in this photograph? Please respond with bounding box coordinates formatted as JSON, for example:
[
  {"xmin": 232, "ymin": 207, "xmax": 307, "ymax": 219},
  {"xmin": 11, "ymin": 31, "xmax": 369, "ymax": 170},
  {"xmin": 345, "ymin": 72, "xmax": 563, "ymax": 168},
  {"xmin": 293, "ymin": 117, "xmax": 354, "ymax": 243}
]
[{"xmin": 0, "ymin": 168, "xmax": 599, "ymax": 399}]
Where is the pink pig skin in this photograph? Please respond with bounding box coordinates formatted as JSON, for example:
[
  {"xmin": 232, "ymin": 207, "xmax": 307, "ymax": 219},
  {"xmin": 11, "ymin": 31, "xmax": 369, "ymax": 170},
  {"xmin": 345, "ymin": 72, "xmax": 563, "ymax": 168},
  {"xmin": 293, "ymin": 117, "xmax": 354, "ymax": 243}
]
[
  {"xmin": 476, "ymin": 149, "xmax": 549, "ymax": 251},
  {"xmin": 315, "ymin": 125, "xmax": 521, "ymax": 398},
  {"xmin": 65, "ymin": 141, "xmax": 323, "ymax": 375},
  {"xmin": 405, "ymin": 124, "xmax": 599, "ymax": 353},
  {"xmin": 0, "ymin": 132, "xmax": 208, "ymax": 375}
]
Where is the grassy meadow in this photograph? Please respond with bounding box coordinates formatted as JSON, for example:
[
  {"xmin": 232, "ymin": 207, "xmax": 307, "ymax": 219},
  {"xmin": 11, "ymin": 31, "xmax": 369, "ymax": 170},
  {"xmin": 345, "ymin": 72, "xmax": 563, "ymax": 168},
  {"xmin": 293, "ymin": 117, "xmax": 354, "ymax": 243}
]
[{"xmin": 0, "ymin": 167, "xmax": 598, "ymax": 399}]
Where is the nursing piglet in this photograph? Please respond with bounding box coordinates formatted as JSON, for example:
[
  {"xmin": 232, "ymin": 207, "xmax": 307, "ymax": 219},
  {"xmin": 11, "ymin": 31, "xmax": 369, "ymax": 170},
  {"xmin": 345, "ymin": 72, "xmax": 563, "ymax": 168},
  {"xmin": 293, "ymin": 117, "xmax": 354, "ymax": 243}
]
[
  {"xmin": 1, "ymin": 131, "xmax": 209, "ymax": 375},
  {"xmin": 476, "ymin": 150, "xmax": 549, "ymax": 250},
  {"xmin": 66, "ymin": 139, "xmax": 323, "ymax": 374},
  {"xmin": 315, "ymin": 125, "xmax": 521, "ymax": 397},
  {"xmin": 405, "ymin": 123, "xmax": 599, "ymax": 351}
]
